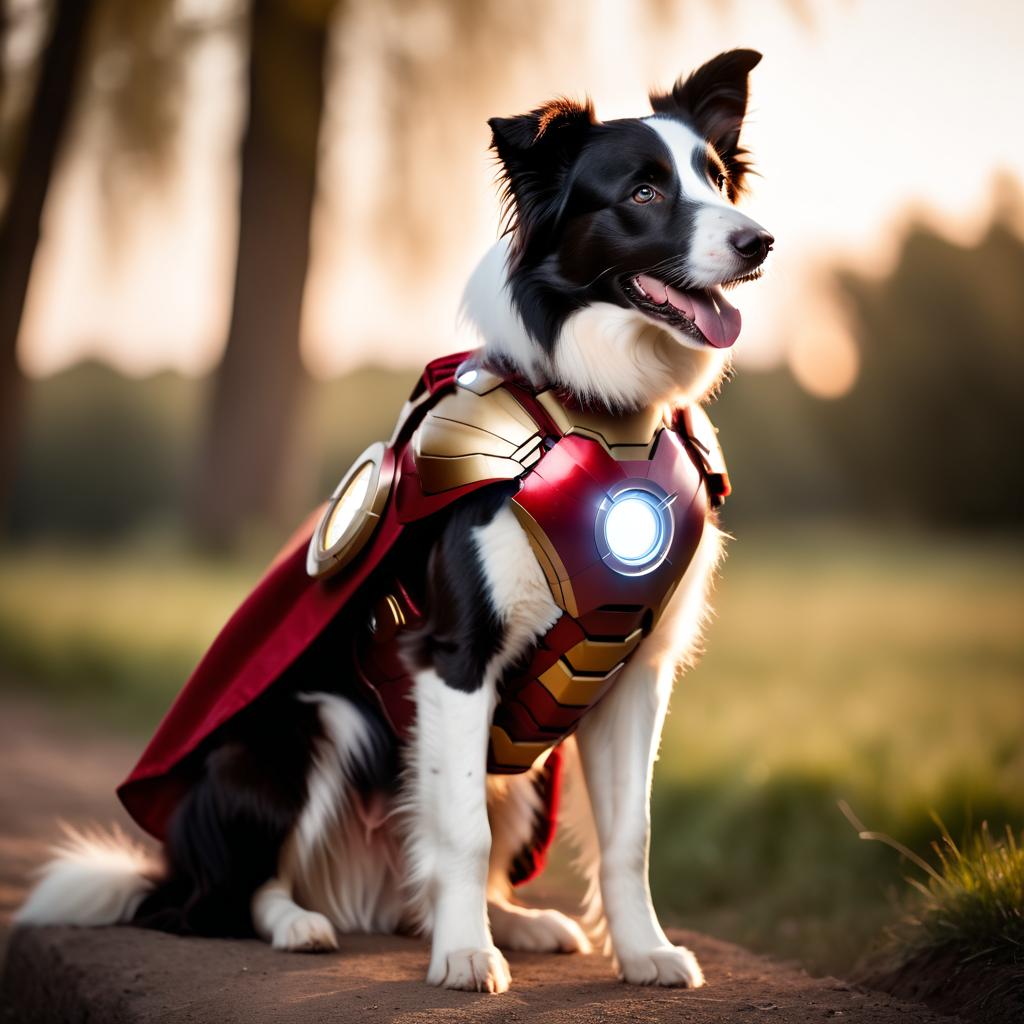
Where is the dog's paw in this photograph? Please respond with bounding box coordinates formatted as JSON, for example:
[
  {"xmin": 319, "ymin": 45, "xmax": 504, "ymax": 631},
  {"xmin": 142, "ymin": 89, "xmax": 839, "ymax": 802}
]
[
  {"xmin": 427, "ymin": 946, "xmax": 511, "ymax": 993},
  {"xmin": 271, "ymin": 909, "xmax": 338, "ymax": 953},
  {"xmin": 492, "ymin": 907, "xmax": 592, "ymax": 954},
  {"xmin": 618, "ymin": 945, "xmax": 704, "ymax": 988}
]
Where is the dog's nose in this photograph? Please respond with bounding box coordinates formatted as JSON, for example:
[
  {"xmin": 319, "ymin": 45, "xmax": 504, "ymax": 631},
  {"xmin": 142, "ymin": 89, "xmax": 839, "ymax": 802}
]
[{"xmin": 729, "ymin": 228, "xmax": 774, "ymax": 264}]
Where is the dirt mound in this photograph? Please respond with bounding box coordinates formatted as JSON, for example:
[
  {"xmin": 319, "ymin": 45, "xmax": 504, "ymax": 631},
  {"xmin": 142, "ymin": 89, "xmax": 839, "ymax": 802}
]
[
  {"xmin": 3, "ymin": 922, "xmax": 965, "ymax": 1024},
  {"xmin": 865, "ymin": 944, "xmax": 1023, "ymax": 1024}
]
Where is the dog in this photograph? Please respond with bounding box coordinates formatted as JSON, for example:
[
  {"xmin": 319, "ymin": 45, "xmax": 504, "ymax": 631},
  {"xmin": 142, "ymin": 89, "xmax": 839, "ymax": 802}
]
[{"xmin": 18, "ymin": 49, "xmax": 773, "ymax": 995}]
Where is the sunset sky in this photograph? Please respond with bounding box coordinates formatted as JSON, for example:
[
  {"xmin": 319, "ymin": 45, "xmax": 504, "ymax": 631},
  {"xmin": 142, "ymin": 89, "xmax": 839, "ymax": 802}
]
[{"xmin": 15, "ymin": 0, "xmax": 1024, "ymax": 397}]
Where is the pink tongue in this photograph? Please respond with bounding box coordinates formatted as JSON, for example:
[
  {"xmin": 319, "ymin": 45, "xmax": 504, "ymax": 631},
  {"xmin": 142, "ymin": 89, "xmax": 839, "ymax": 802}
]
[
  {"xmin": 688, "ymin": 288, "xmax": 742, "ymax": 348},
  {"xmin": 640, "ymin": 274, "xmax": 743, "ymax": 348},
  {"xmin": 666, "ymin": 285, "xmax": 694, "ymax": 319}
]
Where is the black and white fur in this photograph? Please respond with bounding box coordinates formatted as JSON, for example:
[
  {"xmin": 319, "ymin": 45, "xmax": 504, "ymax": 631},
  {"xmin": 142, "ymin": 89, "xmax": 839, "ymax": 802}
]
[{"xmin": 18, "ymin": 50, "xmax": 773, "ymax": 994}]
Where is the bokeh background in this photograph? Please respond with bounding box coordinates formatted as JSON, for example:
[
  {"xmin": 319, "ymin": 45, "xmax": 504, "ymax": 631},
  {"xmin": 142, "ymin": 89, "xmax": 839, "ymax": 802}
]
[{"xmin": 1, "ymin": 0, "xmax": 1021, "ymax": 976}]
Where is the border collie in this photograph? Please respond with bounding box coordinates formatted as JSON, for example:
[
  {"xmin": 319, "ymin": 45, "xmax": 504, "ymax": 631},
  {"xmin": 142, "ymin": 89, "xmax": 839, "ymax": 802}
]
[{"xmin": 18, "ymin": 49, "xmax": 773, "ymax": 995}]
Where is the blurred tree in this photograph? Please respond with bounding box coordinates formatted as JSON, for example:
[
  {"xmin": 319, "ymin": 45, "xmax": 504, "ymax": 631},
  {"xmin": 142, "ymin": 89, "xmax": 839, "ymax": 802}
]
[
  {"xmin": 79, "ymin": 0, "xmax": 194, "ymax": 248},
  {"xmin": 9, "ymin": 361, "xmax": 201, "ymax": 538},
  {"xmin": 829, "ymin": 216, "xmax": 1024, "ymax": 526},
  {"xmin": 706, "ymin": 201, "xmax": 1024, "ymax": 532},
  {"xmin": 189, "ymin": 0, "xmax": 332, "ymax": 548},
  {"xmin": 0, "ymin": 0, "xmax": 95, "ymax": 524}
]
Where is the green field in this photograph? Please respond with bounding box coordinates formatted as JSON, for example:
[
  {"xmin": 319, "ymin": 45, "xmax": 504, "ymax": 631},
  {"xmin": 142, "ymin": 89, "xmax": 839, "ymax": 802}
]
[
  {"xmin": 650, "ymin": 528, "xmax": 1023, "ymax": 973},
  {"xmin": 1, "ymin": 528, "xmax": 1021, "ymax": 975}
]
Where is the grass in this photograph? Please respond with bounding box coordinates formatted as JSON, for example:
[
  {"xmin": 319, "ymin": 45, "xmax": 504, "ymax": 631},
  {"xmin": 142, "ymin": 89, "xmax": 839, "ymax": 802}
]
[
  {"xmin": 850, "ymin": 814, "xmax": 1024, "ymax": 1021},
  {"xmin": 909, "ymin": 823, "xmax": 1023, "ymax": 958},
  {"xmin": 649, "ymin": 526, "xmax": 1024, "ymax": 973},
  {"xmin": 853, "ymin": 814, "xmax": 1024, "ymax": 961},
  {"xmin": 1, "ymin": 526, "xmax": 1022, "ymax": 975},
  {"xmin": 0, "ymin": 543, "xmax": 263, "ymax": 728}
]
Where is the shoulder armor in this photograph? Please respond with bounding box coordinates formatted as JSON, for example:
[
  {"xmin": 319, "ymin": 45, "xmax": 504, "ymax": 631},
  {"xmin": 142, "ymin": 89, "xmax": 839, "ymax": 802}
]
[
  {"xmin": 413, "ymin": 369, "xmax": 545, "ymax": 495},
  {"xmin": 675, "ymin": 405, "xmax": 731, "ymax": 507}
]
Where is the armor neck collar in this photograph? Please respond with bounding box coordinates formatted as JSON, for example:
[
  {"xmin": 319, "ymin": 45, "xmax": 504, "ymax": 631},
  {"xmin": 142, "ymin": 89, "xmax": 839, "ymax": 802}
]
[
  {"xmin": 462, "ymin": 352, "xmax": 671, "ymax": 440},
  {"xmin": 534, "ymin": 388, "xmax": 670, "ymax": 462}
]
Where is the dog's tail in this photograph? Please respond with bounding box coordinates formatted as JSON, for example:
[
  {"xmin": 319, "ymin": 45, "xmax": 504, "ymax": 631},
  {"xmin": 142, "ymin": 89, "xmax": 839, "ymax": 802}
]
[{"xmin": 15, "ymin": 824, "xmax": 160, "ymax": 927}]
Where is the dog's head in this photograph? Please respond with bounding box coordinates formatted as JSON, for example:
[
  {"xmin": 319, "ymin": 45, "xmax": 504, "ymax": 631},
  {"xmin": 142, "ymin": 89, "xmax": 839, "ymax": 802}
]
[{"xmin": 478, "ymin": 49, "xmax": 771, "ymax": 406}]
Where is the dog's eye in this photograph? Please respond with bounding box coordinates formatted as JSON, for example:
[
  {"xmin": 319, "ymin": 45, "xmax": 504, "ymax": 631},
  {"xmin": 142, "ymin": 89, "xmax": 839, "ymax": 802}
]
[
  {"xmin": 716, "ymin": 173, "xmax": 729, "ymax": 195},
  {"xmin": 632, "ymin": 185, "xmax": 657, "ymax": 204}
]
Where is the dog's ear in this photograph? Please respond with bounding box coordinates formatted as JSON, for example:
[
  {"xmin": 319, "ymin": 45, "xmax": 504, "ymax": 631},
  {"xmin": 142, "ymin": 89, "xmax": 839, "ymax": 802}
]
[
  {"xmin": 488, "ymin": 98, "xmax": 595, "ymax": 259},
  {"xmin": 650, "ymin": 49, "xmax": 761, "ymax": 196}
]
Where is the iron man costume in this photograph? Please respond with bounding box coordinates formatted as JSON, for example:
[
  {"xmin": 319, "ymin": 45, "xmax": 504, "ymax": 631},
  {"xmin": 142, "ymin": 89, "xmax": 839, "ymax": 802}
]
[
  {"xmin": 346, "ymin": 356, "xmax": 729, "ymax": 773},
  {"xmin": 118, "ymin": 351, "xmax": 729, "ymax": 847}
]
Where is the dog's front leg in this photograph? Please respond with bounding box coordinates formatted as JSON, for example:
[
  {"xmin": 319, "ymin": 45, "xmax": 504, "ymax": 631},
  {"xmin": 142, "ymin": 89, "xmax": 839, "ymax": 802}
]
[
  {"xmin": 575, "ymin": 655, "xmax": 704, "ymax": 988},
  {"xmin": 404, "ymin": 496, "xmax": 560, "ymax": 992},
  {"xmin": 574, "ymin": 526, "xmax": 720, "ymax": 987},
  {"xmin": 410, "ymin": 668, "xmax": 509, "ymax": 993}
]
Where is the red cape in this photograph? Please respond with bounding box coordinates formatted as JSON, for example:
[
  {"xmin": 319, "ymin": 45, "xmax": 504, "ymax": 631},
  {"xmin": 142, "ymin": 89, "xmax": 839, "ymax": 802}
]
[{"xmin": 118, "ymin": 352, "xmax": 561, "ymax": 865}]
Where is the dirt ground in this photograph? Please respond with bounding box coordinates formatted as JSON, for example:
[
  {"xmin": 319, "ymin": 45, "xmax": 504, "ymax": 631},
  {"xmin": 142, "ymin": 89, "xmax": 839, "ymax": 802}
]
[
  {"xmin": 0, "ymin": 696, "xmax": 151, "ymax": 962},
  {"xmin": 0, "ymin": 696, "xmax": 961, "ymax": 1023}
]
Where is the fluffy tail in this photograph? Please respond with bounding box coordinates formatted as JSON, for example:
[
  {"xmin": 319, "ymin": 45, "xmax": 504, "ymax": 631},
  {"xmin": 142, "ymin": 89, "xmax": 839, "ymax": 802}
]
[{"xmin": 15, "ymin": 825, "xmax": 159, "ymax": 927}]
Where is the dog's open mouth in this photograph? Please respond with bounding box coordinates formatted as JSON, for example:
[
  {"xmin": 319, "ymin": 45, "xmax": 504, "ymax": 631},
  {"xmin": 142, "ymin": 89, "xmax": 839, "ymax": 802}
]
[{"xmin": 622, "ymin": 274, "xmax": 742, "ymax": 349}]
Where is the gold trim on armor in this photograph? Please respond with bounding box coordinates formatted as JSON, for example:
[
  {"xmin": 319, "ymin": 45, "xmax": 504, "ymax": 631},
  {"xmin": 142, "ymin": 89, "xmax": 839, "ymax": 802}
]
[
  {"xmin": 563, "ymin": 629, "xmax": 644, "ymax": 673},
  {"xmin": 536, "ymin": 390, "xmax": 669, "ymax": 460},
  {"xmin": 508, "ymin": 502, "xmax": 579, "ymax": 616},
  {"xmin": 417, "ymin": 417, "xmax": 529, "ymax": 459},
  {"xmin": 417, "ymin": 453, "xmax": 532, "ymax": 494},
  {"xmin": 489, "ymin": 726, "xmax": 554, "ymax": 769},
  {"xmin": 382, "ymin": 593, "xmax": 406, "ymax": 628},
  {"xmin": 538, "ymin": 660, "xmax": 625, "ymax": 707},
  {"xmin": 511, "ymin": 437, "xmax": 543, "ymax": 464},
  {"xmin": 414, "ymin": 386, "xmax": 542, "ymax": 494},
  {"xmin": 367, "ymin": 593, "xmax": 407, "ymax": 642},
  {"xmin": 435, "ymin": 386, "xmax": 539, "ymax": 445},
  {"xmin": 307, "ymin": 441, "xmax": 393, "ymax": 580}
]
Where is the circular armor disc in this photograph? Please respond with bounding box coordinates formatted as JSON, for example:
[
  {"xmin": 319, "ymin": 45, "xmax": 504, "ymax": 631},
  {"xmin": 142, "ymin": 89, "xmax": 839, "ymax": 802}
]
[{"xmin": 307, "ymin": 441, "xmax": 393, "ymax": 579}]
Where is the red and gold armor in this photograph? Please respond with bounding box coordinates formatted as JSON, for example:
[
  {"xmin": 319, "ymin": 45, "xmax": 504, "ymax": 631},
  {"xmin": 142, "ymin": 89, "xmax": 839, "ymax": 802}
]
[
  {"xmin": 349, "ymin": 359, "xmax": 729, "ymax": 773},
  {"xmin": 119, "ymin": 351, "xmax": 728, "ymax": 843}
]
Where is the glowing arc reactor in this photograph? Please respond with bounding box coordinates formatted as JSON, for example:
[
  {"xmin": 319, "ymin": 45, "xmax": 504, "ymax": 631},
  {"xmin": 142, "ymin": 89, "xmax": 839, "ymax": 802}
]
[{"xmin": 596, "ymin": 485, "xmax": 675, "ymax": 576}]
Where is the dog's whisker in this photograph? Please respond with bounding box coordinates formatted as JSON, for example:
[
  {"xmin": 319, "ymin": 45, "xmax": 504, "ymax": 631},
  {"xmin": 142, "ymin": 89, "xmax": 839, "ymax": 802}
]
[
  {"xmin": 575, "ymin": 262, "xmax": 624, "ymax": 291},
  {"xmin": 637, "ymin": 254, "xmax": 688, "ymax": 279}
]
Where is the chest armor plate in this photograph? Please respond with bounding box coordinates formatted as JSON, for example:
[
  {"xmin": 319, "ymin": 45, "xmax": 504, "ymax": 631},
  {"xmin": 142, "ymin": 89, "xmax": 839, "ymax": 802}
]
[
  {"xmin": 489, "ymin": 417, "xmax": 707, "ymax": 771},
  {"xmin": 351, "ymin": 374, "xmax": 721, "ymax": 774}
]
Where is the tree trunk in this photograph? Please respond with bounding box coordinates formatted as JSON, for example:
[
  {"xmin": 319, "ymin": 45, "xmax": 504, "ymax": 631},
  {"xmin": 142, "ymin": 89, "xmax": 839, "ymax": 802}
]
[
  {"xmin": 0, "ymin": 0, "xmax": 95, "ymax": 527},
  {"xmin": 190, "ymin": 0, "xmax": 328, "ymax": 548}
]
